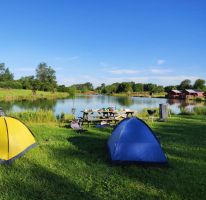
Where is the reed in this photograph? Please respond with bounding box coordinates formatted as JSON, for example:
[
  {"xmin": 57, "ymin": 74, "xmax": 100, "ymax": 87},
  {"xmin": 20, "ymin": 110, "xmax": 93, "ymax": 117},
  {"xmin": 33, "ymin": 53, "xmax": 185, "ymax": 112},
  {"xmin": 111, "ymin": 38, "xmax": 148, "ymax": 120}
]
[
  {"xmin": 193, "ymin": 106, "xmax": 206, "ymax": 115},
  {"xmin": 8, "ymin": 110, "xmax": 57, "ymax": 123}
]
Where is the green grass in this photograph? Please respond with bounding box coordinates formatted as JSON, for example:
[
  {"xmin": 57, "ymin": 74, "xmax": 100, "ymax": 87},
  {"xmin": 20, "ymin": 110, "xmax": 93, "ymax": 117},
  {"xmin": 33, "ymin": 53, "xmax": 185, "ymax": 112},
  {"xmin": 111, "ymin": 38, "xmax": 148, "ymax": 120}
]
[
  {"xmin": 8, "ymin": 110, "xmax": 57, "ymax": 123},
  {"xmin": 0, "ymin": 115, "xmax": 205, "ymax": 200},
  {"xmin": 179, "ymin": 106, "xmax": 206, "ymax": 115},
  {"xmin": 0, "ymin": 88, "xmax": 69, "ymax": 101},
  {"xmin": 111, "ymin": 92, "xmax": 166, "ymax": 98}
]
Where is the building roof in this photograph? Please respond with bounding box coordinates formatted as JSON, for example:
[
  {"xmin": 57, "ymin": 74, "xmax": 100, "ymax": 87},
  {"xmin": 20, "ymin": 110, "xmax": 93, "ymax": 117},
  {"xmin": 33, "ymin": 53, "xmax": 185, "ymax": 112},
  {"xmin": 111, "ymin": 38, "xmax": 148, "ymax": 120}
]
[
  {"xmin": 185, "ymin": 89, "xmax": 198, "ymax": 93},
  {"xmin": 171, "ymin": 90, "xmax": 181, "ymax": 93}
]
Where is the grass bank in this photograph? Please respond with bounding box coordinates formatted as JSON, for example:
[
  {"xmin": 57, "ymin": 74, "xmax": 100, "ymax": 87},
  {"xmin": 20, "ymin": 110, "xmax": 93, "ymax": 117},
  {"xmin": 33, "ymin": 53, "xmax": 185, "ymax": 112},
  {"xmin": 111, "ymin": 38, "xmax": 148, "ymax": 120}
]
[
  {"xmin": 112, "ymin": 92, "xmax": 166, "ymax": 98},
  {"xmin": 0, "ymin": 88, "xmax": 69, "ymax": 101},
  {"xmin": 0, "ymin": 115, "xmax": 205, "ymax": 200}
]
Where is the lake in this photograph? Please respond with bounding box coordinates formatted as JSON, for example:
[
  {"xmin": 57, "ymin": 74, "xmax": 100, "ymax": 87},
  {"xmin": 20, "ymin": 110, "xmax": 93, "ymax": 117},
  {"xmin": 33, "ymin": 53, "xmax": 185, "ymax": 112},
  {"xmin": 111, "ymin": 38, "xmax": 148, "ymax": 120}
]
[
  {"xmin": 0, "ymin": 95, "xmax": 205, "ymax": 117},
  {"xmin": 1, "ymin": 95, "xmax": 205, "ymax": 117}
]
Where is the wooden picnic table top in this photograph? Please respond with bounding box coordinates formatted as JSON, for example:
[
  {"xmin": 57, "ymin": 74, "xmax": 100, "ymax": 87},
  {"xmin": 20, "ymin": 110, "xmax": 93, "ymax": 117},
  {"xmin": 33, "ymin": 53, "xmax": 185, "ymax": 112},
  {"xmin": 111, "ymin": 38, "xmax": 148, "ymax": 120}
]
[{"xmin": 81, "ymin": 110, "xmax": 135, "ymax": 114}]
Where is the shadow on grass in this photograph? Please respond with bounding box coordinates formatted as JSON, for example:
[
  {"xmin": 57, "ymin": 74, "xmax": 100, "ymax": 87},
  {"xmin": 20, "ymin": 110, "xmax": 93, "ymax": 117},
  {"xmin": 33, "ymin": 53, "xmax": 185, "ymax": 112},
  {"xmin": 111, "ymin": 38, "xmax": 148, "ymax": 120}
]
[
  {"xmin": 2, "ymin": 161, "xmax": 99, "ymax": 200},
  {"xmin": 62, "ymin": 119, "xmax": 206, "ymax": 200}
]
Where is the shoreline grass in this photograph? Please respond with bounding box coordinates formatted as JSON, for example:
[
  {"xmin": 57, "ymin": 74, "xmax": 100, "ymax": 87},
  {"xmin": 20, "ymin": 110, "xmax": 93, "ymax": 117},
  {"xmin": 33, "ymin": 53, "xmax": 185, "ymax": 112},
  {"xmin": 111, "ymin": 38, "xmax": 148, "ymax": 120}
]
[
  {"xmin": 111, "ymin": 92, "xmax": 166, "ymax": 98},
  {"xmin": 0, "ymin": 88, "xmax": 69, "ymax": 102}
]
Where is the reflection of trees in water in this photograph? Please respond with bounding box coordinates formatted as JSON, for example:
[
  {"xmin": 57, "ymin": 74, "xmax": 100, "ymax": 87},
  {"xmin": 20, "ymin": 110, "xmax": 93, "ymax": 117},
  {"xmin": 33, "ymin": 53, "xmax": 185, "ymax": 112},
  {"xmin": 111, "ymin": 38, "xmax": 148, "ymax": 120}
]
[
  {"xmin": 0, "ymin": 101, "xmax": 13, "ymax": 111},
  {"xmin": 116, "ymin": 97, "xmax": 134, "ymax": 106},
  {"xmin": 1, "ymin": 99, "xmax": 57, "ymax": 112},
  {"xmin": 167, "ymin": 98, "xmax": 206, "ymax": 109}
]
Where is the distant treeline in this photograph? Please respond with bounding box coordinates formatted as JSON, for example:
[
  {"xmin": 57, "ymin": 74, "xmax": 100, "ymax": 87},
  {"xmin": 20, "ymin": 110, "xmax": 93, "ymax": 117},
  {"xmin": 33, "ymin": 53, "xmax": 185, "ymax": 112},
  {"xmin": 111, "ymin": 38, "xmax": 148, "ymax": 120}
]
[
  {"xmin": 59, "ymin": 79, "xmax": 206, "ymax": 94},
  {"xmin": 0, "ymin": 62, "xmax": 205, "ymax": 94}
]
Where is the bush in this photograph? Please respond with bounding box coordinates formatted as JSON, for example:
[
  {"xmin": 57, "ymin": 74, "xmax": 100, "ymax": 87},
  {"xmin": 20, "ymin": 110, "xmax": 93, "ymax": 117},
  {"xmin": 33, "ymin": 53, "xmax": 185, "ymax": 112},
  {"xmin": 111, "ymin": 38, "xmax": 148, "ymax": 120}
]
[
  {"xmin": 56, "ymin": 112, "xmax": 75, "ymax": 123},
  {"xmin": 0, "ymin": 81, "xmax": 22, "ymax": 89},
  {"xmin": 136, "ymin": 108, "xmax": 160, "ymax": 118}
]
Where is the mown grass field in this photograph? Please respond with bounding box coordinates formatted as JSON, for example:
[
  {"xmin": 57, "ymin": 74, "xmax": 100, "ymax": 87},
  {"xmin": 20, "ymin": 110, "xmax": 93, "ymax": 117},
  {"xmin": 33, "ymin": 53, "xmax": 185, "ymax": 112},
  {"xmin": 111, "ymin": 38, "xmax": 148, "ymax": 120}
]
[
  {"xmin": 0, "ymin": 115, "xmax": 205, "ymax": 200},
  {"xmin": 0, "ymin": 88, "xmax": 69, "ymax": 101}
]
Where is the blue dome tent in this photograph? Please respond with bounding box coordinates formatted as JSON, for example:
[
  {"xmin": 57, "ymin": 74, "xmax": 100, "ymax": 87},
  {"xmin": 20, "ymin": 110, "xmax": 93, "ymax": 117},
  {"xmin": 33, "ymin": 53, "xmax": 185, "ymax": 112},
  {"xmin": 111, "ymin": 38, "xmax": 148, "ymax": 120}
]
[{"xmin": 107, "ymin": 117, "xmax": 167, "ymax": 164}]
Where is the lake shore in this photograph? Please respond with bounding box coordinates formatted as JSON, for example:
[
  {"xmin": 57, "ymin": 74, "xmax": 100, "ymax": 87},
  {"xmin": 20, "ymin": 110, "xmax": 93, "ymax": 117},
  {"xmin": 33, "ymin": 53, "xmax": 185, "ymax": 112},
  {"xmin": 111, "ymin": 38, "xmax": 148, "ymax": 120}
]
[
  {"xmin": 111, "ymin": 92, "xmax": 166, "ymax": 98},
  {"xmin": 0, "ymin": 88, "xmax": 69, "ymax": 102},
  {"xmin": 0, "ymin": 114, "xmax": 205, "ymax": 200}
]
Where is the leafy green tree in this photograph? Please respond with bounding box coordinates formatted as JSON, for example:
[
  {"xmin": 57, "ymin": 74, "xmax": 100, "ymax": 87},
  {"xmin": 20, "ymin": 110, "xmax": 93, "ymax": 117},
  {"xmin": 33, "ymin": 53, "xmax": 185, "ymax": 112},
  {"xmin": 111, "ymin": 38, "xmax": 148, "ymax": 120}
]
[
  {"xmin": 144, "ymin": 83, "xmax": 156, "ymax": 92},
  {"xmin": 0, "ymin": 63, "xmax": 14, "ymax": 81},
  {"xmin": 36, "ymin": 63, "xmax": 57, "ymax": 91},
  {"xmin": 57, "ymin": 85, "xmax": 67, "ymax": 92},
  {"xmin": 68, "ymin": 86, "xmax": 76, "ymax": 98},
  {"xmin": 133, "ymin": 83, "xmax": 144, "ymax": 92},
  {"xmin": 116, "ymin": 82, "xmax": 132, "ymax": 93},
  {"xmin": 164, "ymin": 85, "xmax": 177, "ymax": 93},
  {"xmin": 155, "ymin": 85, "xmax": 164, "ymax": 93},
  {"xmin": 19, "ymin": 76, "xmax": 34, "ymax": 89},
  {"xmin": 71, "ymin": 82, "xmax": 94, "ymax": 92},
  {"xmin": 178, "ymin": 79, "xmax": 192, "ymax": 90},
  {"xmin": 193, "ymin": 79, "xmax": 205, "ymax": 90}
]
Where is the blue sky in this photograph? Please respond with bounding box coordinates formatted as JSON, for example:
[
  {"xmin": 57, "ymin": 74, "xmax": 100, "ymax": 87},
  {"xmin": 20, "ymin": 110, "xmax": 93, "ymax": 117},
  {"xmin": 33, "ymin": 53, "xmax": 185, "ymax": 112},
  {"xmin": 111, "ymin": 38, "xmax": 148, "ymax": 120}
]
[{"xmin": 0, "ymin": 0, "xmax": 205, "ymax": 86}]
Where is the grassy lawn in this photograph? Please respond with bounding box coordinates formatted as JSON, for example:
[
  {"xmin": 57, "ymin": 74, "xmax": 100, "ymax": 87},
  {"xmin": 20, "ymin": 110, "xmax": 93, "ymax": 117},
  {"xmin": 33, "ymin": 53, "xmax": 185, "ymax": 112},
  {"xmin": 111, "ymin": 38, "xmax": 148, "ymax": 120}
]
[
  {"xmin": 0, "ymin": 88, "xmax": 69, "ymax": 101},
  {"xmin": 0, "ymin": 115, "xmax": 205, "ymax": 200}
]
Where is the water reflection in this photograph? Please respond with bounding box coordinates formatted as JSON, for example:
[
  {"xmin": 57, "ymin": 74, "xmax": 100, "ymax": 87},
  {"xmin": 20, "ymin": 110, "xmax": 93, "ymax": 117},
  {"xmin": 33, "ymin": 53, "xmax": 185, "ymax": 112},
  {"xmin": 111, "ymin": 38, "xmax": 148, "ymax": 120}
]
[
  {"xmin": 0, "ymin": 95, "xmax": 205, "ymax": 116},
  {"xmin": 116, "ymin": 97, "xmax": 134, "ymax": 106}
]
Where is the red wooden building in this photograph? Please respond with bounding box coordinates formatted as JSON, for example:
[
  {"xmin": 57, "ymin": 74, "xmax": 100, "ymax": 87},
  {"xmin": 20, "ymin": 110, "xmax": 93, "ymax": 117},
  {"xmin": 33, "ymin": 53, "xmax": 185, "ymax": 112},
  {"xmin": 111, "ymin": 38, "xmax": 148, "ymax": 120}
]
[{"xmin": 167, "ymin": 90, "xmax": 182, "ymax": 99}]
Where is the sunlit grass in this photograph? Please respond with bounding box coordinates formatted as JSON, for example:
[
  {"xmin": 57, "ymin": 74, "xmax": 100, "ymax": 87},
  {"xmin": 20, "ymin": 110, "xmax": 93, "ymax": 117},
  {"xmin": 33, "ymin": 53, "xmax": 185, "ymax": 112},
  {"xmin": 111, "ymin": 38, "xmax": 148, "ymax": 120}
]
[
  {"xmin": 0, "ymin": 115, "xmax": 205, "ymax": 199},
  {"xmin": 0, "ymin": 88, "xmax": 69, "ymax": 101}
]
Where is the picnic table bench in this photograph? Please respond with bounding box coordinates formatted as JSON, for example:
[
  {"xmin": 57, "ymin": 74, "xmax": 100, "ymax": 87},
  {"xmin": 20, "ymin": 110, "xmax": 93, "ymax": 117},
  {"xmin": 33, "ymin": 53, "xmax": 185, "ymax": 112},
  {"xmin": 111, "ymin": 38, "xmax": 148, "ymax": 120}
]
[{"xmin": 79, "ymin": 110, "xmax": 135, "ymax": 126}]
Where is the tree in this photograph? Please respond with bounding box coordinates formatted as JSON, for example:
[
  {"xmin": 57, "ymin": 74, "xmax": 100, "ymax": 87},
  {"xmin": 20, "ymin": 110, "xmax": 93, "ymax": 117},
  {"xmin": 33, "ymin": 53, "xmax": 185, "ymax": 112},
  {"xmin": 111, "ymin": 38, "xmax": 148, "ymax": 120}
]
[
  {"xmin": 133, "ymin": 83, "xmax": 144, "ymax": 92},
  {"xmin": 144, "ymin": 83, "xmax": 157, "ymax": 92},
  {"xmin": 68, "ymin": 86, "xmax": 76, "ymax": 98},
  {"xmin": 0, "ymin": 63, "xmax": 14, "ymax": 81},
  {"xmin": 164, "ymin": 85, "xmax": 177, "ymax": 93},
  {"xmin": 19, "ymin": 76, "xmax": 34, "ymax": 89},
  {"xmin": 116, "ymin": 82, "xmax": 132, "ymax": 93},
  {"xmin": 193, "ymin": 79, "xmax": 205, "ymax": 90},
  {"xmin": 36, "ymin": 62, "xmax": 57, "ymax": 91},
  {"xmin": 178, "ymin": 79, "xmax": 191, "ymax": 90}
]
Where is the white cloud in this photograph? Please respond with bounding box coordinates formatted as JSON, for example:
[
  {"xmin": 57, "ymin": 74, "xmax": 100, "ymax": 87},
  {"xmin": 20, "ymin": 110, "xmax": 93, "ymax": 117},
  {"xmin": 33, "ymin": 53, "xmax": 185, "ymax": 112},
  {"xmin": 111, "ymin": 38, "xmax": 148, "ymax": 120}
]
[
  {"xmin": 108, "ymin": 69, "xmax": 140, "ymax": 75},
  {"xmin": 157, "ymin": 59, "xmax": 166, "ymax": 65},
  {"xmin": 153, "ymin": 75, "xmax": 199, "ymax": 83},
  {"xmin": 150, "ymin": 68, "xmax": 172, "ymax": 74}
]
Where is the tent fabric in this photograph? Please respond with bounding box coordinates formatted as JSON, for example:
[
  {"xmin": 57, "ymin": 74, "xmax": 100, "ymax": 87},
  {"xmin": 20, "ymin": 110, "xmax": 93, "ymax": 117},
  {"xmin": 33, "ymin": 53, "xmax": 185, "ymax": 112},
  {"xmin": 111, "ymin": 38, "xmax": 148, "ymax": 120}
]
[
  {"xmin": 107, "ymin": 117, "xmax": 167, "ymax": 164},
  {"xmin": 0, "ymin": 117, "xmax": 36, "ymax": 164}
]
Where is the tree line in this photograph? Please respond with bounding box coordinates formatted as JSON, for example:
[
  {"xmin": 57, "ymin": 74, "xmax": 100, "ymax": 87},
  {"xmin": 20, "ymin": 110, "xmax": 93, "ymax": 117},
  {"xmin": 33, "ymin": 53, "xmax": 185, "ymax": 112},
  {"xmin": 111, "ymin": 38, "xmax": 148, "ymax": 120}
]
[
  {"xmin": 58, "ymin": 79, "xmax": 206, "ymax": 94},
  {"xmin": 0, "ymin": 62, "xmax": 205, "ymax": 94},
  {"xmin": 0, "ymin": 62, "xmax": 57, "ymax": 93}
]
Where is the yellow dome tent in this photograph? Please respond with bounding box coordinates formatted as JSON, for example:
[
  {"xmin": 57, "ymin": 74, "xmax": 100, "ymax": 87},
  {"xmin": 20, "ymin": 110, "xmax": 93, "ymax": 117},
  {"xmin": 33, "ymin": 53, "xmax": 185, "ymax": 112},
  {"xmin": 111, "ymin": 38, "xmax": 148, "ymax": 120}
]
[{"xmin": 0, "ymin": 116, "xmax": 36, "ymax": 164}]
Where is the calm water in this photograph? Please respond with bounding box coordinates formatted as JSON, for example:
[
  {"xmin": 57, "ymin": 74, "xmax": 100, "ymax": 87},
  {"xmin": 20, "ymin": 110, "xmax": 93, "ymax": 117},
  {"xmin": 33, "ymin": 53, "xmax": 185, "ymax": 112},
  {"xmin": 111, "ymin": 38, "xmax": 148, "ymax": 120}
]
[{"xmin": 1, "ymin": 95, "xmax": 205, "ymax": 117}]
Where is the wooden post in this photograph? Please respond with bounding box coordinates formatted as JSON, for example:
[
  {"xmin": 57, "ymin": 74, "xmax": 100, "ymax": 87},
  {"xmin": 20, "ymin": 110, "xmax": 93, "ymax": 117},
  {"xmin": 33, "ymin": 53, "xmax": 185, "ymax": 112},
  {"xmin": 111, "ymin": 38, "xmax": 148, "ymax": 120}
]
[{"xmin": 159, "ymin": 104, "xmax": 168, "ymax": 121}]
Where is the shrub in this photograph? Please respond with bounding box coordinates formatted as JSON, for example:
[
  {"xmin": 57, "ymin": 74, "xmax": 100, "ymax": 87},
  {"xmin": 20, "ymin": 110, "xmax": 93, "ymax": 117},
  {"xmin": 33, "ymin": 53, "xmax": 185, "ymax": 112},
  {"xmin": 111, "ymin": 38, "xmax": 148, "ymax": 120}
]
[
  {"xmin": 136, "ymin": 108, "xmax": 160, "ymax": 118},
  {"xmin": 56, "ymin": 112, "xmax": 75, "ymax": 123}
]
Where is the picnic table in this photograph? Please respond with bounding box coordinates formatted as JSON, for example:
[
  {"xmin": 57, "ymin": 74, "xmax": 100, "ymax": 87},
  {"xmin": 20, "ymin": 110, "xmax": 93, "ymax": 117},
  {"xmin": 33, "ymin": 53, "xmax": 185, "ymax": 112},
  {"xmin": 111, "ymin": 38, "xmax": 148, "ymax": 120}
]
[{"xmin": 80, "ymin": 109, "xmax": 134, "ymax": 126}]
